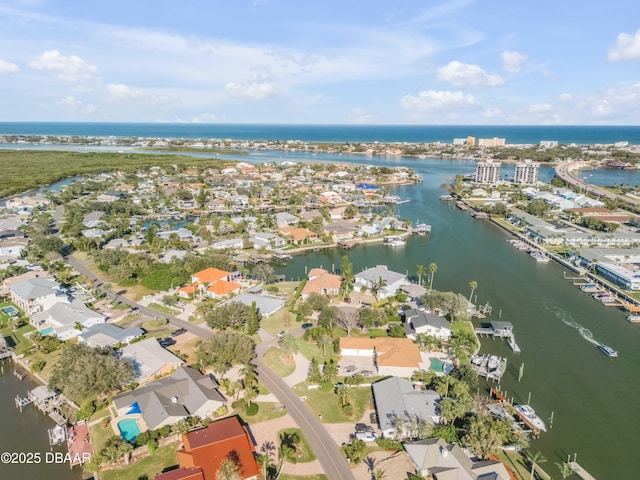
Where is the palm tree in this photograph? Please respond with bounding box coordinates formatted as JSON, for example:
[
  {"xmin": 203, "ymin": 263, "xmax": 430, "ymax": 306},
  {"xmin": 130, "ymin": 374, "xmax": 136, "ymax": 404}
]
[
  {"xmin": 336, "ymin": 384, "xmax": 352, "ymax": 407},
  {"xmin": 528, "ymin": 451, "xmax": 546, "ymax": 480},
  {"xmin": 428, "ymin": 262, "xmax": 438, "ymax": 290},
  {"xmin": 278, "ymin": 333, "xmax": 299, "ymax": 362},
  {"xmin": 555, "ymin": 461, "xmax": 574, "ymax": 479},
  {"xmin": 216, "ymin": 456, "xmax": 242, "ymax": 480},
  {"xmin": 468, "ymin": 280, "xmax": 478, "ymax": 303},
  {"xmin": 416, "ymin": 264, "xmax": 427, "ymax": 286},
  {"xmin": 370, "ymin": 276, "xmax": 388, "ymax": 300},
  {"xmin": 318, "ymin": 334, "xmax": 332, "ymax": 357},
  {"xmin": 373, "ymin": 468, "xmax": 387, "ymax": 480}
]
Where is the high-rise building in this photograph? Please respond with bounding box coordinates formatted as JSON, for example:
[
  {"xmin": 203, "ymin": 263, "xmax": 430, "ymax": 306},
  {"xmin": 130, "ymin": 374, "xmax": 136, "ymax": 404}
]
[
  {"xmin": 475, "ymin": 159, "xmax": 501, "ymax": 184},
  {"xmin": 513, "ymin": 159, "xmax": 539, "ymax": 185},
  {"xmin": 478, "ymin": 137, "xmax": 506, "ymax": 147}
]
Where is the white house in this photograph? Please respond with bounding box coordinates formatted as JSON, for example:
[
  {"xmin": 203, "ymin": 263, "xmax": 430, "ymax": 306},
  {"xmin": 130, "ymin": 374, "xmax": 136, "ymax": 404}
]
[
  {"xmin": 354, "ymin": 265, "xmax": 407, "ymax": 299},
  {"xmin": 32, "ymin": 300, "xmax": 106, "ymax": 340},
  {"xmin": 403, "ymin": 309, "xmax": 452, "ymax": 341},
  {"xmin": 9, "ymin": 277, "xmax": 68, "ymax": 316}
]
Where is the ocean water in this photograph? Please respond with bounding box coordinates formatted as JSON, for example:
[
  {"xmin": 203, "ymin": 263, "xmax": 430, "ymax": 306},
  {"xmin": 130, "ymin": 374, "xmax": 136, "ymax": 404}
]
[{"xmin": 0, "ymin": 122, "xmax": 639, "ymax": 145}]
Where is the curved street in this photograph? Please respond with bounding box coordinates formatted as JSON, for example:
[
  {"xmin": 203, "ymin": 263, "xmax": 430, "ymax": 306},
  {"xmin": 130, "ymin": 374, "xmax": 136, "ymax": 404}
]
[{"xmin": 57, "ymin": 221, "xmax": 353, "ymax": 478}]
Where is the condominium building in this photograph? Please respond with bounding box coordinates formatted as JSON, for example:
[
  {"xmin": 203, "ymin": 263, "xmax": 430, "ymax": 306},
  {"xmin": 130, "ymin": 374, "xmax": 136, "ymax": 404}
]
[
  {"xmin": 477, "ymin": 137, "xmax": 506, "ymax": 147},
  {"xmin": 475, "ymin": 160, "xmax": 501, "ymax": 184},
  {"xmin": 513, "ymin": 159, "xmax": 540, "ymax": 185}
]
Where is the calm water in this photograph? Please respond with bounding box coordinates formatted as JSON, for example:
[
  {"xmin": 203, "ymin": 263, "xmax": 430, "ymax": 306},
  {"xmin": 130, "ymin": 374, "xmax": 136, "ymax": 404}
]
[
  {"xmin": 1, "ymin": 122, "xmax": 640, "ymax": 144},
  {"xmin": 0, "ymin": 364, "xmax": 83, "ymax": 479},
  {"xmin": 275, "ymin": 158, "xmax": 638, "ymax": 479}
]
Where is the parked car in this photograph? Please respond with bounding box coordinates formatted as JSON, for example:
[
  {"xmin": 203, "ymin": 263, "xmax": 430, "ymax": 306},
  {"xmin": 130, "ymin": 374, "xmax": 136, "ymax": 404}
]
[
  {"xmin": 159, "ymin": 337, "xmax": 176, "ymax": 347},
  {"xmin": 171, "ymin": 328, "xmax": 187, "ymax": 337},
  {"xmin": 277, "ymin": 330, "xmax": 288, "ymax": 338},
  {"xmin": 355, "ymin": 431, "xmax": 377, "ymax": 441},
  {"xmin": 301, "ymin": 323, "xmax": 313, "ymax": 329},
  {"xmin": 176, "ymin": 301, "xmax": 187, "ymax": 307},
  {"xmin": 355, "ymin": 423, "xmax": 374, "ymax": 433}
]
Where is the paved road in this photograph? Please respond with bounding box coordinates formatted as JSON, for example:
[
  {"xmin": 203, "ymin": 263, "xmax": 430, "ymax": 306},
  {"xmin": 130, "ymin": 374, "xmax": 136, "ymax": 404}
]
[{"xmin": 61, "ymin": 246, "xmax": 354, "ymax": 478}]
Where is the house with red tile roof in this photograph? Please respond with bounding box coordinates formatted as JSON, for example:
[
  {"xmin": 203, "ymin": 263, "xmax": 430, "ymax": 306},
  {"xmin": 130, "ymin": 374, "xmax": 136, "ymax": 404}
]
[
  {"xmin": 155, "ymin": 416, "xmax": 258, "ymax": 480},
  {"xmin": 301, "ymin": 268, "xmax": 341, "ymax": 298},
  {"xmin": 177, "ymin": 267, "xmax": 241, "ymax": 299},
  {"xmin": 340, "ymin": 337, "xmax": 426, "ymax": 377}
]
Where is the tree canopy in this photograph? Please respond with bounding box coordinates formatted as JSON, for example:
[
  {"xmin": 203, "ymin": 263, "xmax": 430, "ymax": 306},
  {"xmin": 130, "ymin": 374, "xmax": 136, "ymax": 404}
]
[{"xmin": 197, "ymin": 331, "xmax": 256, "ymax": 376}]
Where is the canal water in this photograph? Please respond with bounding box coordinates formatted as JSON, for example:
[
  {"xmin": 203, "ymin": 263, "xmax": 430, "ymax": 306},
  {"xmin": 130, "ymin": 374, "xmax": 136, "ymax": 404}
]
[
  {"xmin": 0, "ymin": 363, "xmax": 83, "ymax": 479},
  {"xmin": 275, "ymin": 157, "xmax": 638, "ymax": 478}
]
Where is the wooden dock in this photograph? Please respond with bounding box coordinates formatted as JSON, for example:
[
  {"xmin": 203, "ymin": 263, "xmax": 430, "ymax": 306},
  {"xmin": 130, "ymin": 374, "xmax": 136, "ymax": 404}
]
[
  {"xmin": 490, "ymin": 389, "xmax": 541, "ymax": 435},
  {"xmin": 569, "ymin": 462, "xmax": 596, "ymax": 480}
]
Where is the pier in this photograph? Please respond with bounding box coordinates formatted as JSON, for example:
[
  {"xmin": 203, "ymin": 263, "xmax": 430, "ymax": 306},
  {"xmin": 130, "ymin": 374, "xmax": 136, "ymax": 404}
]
[
  {"xmin": 474, "ymin": 321, "xmax": 521, "ymax": 352},
  {"xmin": 569, "ymin": 462, "xmax": 597, "ymax": 480},
  {"xmin": 491, "ymin": 388, "xmax": 541, "ymax": 436}
]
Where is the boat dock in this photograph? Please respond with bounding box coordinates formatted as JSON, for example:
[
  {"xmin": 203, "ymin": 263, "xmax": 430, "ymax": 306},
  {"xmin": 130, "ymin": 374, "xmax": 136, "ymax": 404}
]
[
  {"xmin": 569, "ymin": 462, "xmax": 597, "ymax": 480},
  {"xmin": 474, "ymin": 321, "xmax": 521, "ymax": 352},
  {"xmin": 491, "ymin": 388, "xmax": 541, "ymax": 436},
  {"xmin": 470, "ymin": 354, "xmax": 507, "ymax": 380},
  {"xmin": 16, "ymin": 385, "xmax": 68, "ymax": 425},
  {"xmin": 0, "ymin": 336, "xmax": 12, "ymax": 360}
]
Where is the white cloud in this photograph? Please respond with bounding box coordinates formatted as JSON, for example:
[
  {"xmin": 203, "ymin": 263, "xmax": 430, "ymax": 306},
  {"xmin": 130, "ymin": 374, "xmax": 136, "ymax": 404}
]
[
  {"xmin": 29, "ymin": 50, "xmax": 97, "ymax": 82},
  {"xmin": 482, "ymin": 107, "xmax": 503, "ymax": 119},
  {"xmin": 609, "ymin": 30, "xmax": 640, "ymax": 61},
  {"xmin": 501, "ymin": 50, "xmax": 527, "ymax": 73},
  {"xmin": 225, "ymin": 81, "xmax": 277, "ymax": 100},
  {"xmin": 190, "ymin": 113, "xmax": 218, "ymax": 123},
  {"xmin": 529, "ymin": 103, "xmax": 553, "ymax": 113},
  {"xmin": 436, "ymin": 61, "xmax": 503, "ymax": 88},
  {"xmin": 0, "ymin": 59, "xmax": 19, "ymax": 74},
  {"xmin": 57, "ymin": 95, "xmax": 97, "ymax": 114},
  {"xmin": 348, "ymin": 108, "xmax": 377, "ymax": 124},
  {"xmin": 106, "ymin": 83, "xmax": 167, "ymax": 105},
  {"xmin": 400, "ymin": 89, "xmax": 478, "ymax": 111}
]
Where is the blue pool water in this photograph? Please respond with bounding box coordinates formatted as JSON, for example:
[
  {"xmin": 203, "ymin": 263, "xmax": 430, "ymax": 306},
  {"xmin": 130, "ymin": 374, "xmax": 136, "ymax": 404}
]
[
  {"xmin": 117, "ymin": 418, "xmax": 141, "ymax": 443},
  {"xmin": 1, "ymin": 306, "xmax": 18, "ymax": 316},
  {"xmin": 38, "ymin": 327, "xmax": 55, "ymax": 336}
]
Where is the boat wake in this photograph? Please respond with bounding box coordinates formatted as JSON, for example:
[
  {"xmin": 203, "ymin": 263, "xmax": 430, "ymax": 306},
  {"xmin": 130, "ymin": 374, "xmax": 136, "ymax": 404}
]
[{"xmin": 545, "ymin": 305, "xmax": 600, "ymax": 346}]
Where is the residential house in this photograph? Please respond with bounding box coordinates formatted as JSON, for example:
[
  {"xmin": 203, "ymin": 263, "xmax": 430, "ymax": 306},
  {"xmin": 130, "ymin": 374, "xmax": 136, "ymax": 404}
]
[
  {"xmin": 113, "ymin": 366, "xmax": 225, "ymax": 432},
  {"xmin": 31, "ymin": 300, "xmax": 105, "ymax": 340},
  {"xmin": 280, "ymin": 227, "xmax": 318, "ymax": 245},
  {"xmin": 0, "ymin": 237, "xmax": 28, "ymax": 258},
  {"xmin": 274, "ymin": 212, "xmax": 299, "ymax": 227},
  {"xmin": 211, "ymin": 238, "xmax": 244, "ymax": 251},
  {"xmin": 233, "ymin": 291, "xmax": 286, "ymax": 317},
  {"xmin": 403, "ymin": 309, "xmax": 452, "ymax": 341},
  {"xmin": 372, "ymin": 377, "xmax": 441, "ymax": 438},
  {"xmin": 9, "ymin": 277, "xmax": 67, "ymax": 316},
  {"xmin": 119, "ymin": 337, "xmax": 185, "ymax": 383},
  {"xmin": 248, "ymin": 232, "xmax": 285, "ymax": 250},
  {"xmin": 301, "ymin": 268, "xmax": 341, "ymax": 298},
  {"xmin": 354, "ymin": 265, "xmax": 407, "ymax": 299},
  {"xmin": 79, "ymin": 323, "xmax": 144, "ymax": 348},
  {"xmin": 339, "ymin": 337, "xmax": 427, "ymax": 377},
  {"xmin": 403, "ymin": 437, "xmax": 510, "ymax": 480},
  {"xmin": 155, "ymin": 416, "xmax": 259, "ymax": 480},
  {"xmin": 323, "ymin": 221, "xmax": 358, "ymax": 241},
  {"xmin": 187, "ymin": 267, "xmax": 241, "ymax": 299}
]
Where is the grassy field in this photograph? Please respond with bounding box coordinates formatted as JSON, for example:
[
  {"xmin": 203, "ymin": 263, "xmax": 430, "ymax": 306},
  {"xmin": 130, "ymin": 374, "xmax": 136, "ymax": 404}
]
[
  {"xmin": 0, "ymin": 150, "xmax": 231, "ymax": 198},
  {"xmin": 89, "ymin": 421, "xmax": 118, "ymax": 454},
  {"xmin": 1, "ymin": 323, "xmax": 35, "ymax": 354},
  {"xmin": 98, "ymin": 442, "xmax": 181, "ymax": 480},
  {"xmin": 295, "ymin": 385, "xmax": 372, "ymax": 423},
  {"xmin": 263, "ymin": 347, "xmax": 296, "ymax": 377},
  {"xmin": 236, "ymin": 402, "xmax": 288, "ymax": 424}
]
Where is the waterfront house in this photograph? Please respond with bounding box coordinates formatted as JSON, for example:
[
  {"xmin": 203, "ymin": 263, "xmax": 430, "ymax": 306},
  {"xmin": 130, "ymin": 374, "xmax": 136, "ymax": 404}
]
[
  {"xmin": 9, "ymin": 277, "xmax": 67, "ymax": 316},
  {"xmin": 0, "ymin": 237, "xmax": 28, "ymax": 258},
  {"xmin": 354, "ymin": 265, "xmax": 407, "ymax": 299},
  {"xmin": 119, "ymin": 337, "xmax": 184, "ymax": 383},
  {"xmin": 372, "ymin": 377, "xmax": 441, "ymax": 439},
  {"xmin": 113, "ymin": 366, "xmax": 225, "ymax": 432},
  {"xmin": 403, "ymin": 437, "xmax": 510, "ymax": 480},
  {"xmin": 248, "ymin": 232, "xmax": 285, "ymax": 250},
  {"xmin": 155, "ymin": 416, "xmax": 258, "ymax": 480},
  {"xmin": 402, "ymin": 309, "xmax": 451, "ymax": 341},
  {"xmin": 31, "ymin": 300, "xmax": 105, "ymax": 340},
  {"xmin": 301, "ymin": 268, "xmax": 341, "ymax": 298},
  {"xmin": 280, "ymin": 226, "xmax": 318, "ymax": 245},
  {"xmin": 233, "ymin": 291, "xmax": 285, "ymax": 317},
  {"xmin": 274, "ymin": 211, "xmax": 299, "ymax": 227},
  {"xmin": 210, "ymin": 237, "xmax": 244, "ymax": 251}
]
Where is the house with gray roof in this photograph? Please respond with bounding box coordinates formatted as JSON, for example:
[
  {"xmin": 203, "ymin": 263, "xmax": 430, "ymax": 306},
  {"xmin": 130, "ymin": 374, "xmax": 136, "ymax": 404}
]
[
  {"xmin": 355, "ymin": 265, "xmax": 408, "ymax": 299},
  {"xmin": 372, "ymin": 377, "xmax": 441, "ymax": 439},
  {"xmin": 9, "ymin": 277, "xmax": 67, "ymax": 316},
  {"xmin": 119, "ymin": 337, "xmax": 184, "ymax": 383},
  {"xmin": 211, "ymin": 237, "xmax": 244, "ymax": 250},
  {"xmin": 403, "ymin": 309, "xmax": 452, "ymax": 341},
  {"xmin": 31, "ymin": 300, "xmax": 105, "ymax": 340},
  {"xmin": 274, "ymin": 212, "xmax": 299, "ymax": 227},
  {"xmin": 113, "ymin": 366, "xmax": 225, "ymax": 431},
  {"xmin": 403, "ymin": 437, "xmax": 510, "ymax": 480},
  {"xmin": 234, "ymin": 291, "xmax": 286, "ymax": 317},
  {"xmin": 79, "ymin": 323, "xmax": 144, "ymax": 348}
]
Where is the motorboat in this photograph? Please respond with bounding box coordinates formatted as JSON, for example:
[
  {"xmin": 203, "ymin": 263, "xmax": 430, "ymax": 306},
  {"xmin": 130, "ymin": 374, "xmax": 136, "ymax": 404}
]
[
  {"xmin": 627, "ymin": 314, "xmax": 640, "ymax": 323},
  {"xmin": 598, "ymin": 344, "xmax": 618, "ymax": 357},
  {"xmin": 383, "ymin": 235, "xmax": 405, "ymax": 247},
  {"xmin": 514, "ymin": 404, "xmax": 547, "ymax": 432},
  {"xmin": 529, "ymin": 251, "xmax": 550, "ymax": 262}
]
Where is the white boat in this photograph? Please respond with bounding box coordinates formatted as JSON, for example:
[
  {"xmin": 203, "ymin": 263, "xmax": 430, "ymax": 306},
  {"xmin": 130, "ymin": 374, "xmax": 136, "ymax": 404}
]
[
  {"xmin": 529, "ymin": 251, "xmax": 550, "ymax": 262},
  {"xmin": 383, "ymin": 236, "xmax": 405, "ymax": 247},
  {"xmin": 486, "ymin": 355, "xmax": 500, "ymax": 370},
  {"xmin": 598, "ymin": 344, "xmax": 618, "ymax": 357},
  {"xmin": 627, "ymin": 314, "xmax": 640, "ymax": 323},
  {"xmin": 514, "ymin": 404, "xmax": 547, "ymax": 432}
]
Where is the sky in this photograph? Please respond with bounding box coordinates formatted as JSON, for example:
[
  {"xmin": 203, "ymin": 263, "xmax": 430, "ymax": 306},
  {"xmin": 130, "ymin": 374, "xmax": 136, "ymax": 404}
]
[{"xmin": 0, "ymin": 0, "xmax": 639, "ymax": 125}]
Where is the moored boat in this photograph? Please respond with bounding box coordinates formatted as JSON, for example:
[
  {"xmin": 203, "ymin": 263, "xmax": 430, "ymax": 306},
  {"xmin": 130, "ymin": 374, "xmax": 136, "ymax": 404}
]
[
  {"xmin": 627, "ymin": 314, "xmax": 640, "ymax": 323},
  {"xmin": 529, "ymin": 251, "xmax": 550, "ymax": 262},
  {"xmin": 597, "ymin": 344, "xmax": 618, "ymax": 357},
  {"xmin": 514, "ymin": 404, "xmax": 547, "ymax": 432},
  {"xmin": 383, "ymin": 235, "xmax": 405, "ymax": 247}
]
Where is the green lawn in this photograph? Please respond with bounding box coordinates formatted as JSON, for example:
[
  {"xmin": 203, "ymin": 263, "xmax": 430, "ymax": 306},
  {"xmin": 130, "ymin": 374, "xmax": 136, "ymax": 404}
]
[
  {"xmin": 236, "ymin": 402, "xmax": 288, "ymax": 424},
  {"xmin": 263, "ymin": 347, "xmax": 296, "ymax": 377},
  {"xmin": 278, "ymin": 428, "xmax": 316, "ymax": 463},
  {"xmin": 280, "ymin": 475, "xmax": 327, "ymax": 480},
  {"xmin": 297, "ymin": 338, "xmax": 340, "ymax": 363},
  {"xmin": 295, "ymin": 385, "xmax": 372, "ymax": 423},
  {"xmin": 98, "ymin": 443, "xmax": 180, "ymax": 480},
  {"xmin": 260, "ymin": 305, "xmax": 297, "ymax": 337},
  {"xmin": 148, "ymin": 303, "xmax": 180, "ymax": 316},
  {"xmin": 89, "ymin": 421, "xmax": 118, "ymax": 454},
  {"xmin": 1, "ymin": 323, "xmax": 36, "ymax": 355}
]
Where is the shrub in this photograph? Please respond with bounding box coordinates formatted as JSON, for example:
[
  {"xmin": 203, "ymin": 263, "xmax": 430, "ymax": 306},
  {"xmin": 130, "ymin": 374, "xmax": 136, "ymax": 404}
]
[
  {"xmin": 146, "ymin": 439, "xmax": 158, "ymax": 454},
  {"xmin": 31, "ymin": 360, "xmax": 46, "ymax": 373},
  {"xmin": 135, "ymin": 431, "xmax": 151, "ymax": 447},
  {"xmin": 245, "ymin": 402, "xmax": 259, "ymax": 416},
  {"xmin": 77, "ymin": 401, "xmax": 96, "ymax": 421},
  {"xmin": 214, "ymin": 405, "xmax": 228, "ymax": 417},
  {"xmin": 375, "ymin": 437, "xmax": 403, "ymax": 451}
]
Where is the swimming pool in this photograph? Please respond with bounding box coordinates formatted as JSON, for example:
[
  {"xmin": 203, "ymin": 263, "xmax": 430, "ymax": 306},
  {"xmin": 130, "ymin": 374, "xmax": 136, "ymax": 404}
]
[
  {"xmin": 117, "ymin": 418, "xmax": 141, "ymax": 443},
  {"xmin": 38, "ymin": 327, "xmax": 55, "ymax": 336},
  {"xmin": 1, "ymin": 306, "xmax": 18, "ymax": 316}
]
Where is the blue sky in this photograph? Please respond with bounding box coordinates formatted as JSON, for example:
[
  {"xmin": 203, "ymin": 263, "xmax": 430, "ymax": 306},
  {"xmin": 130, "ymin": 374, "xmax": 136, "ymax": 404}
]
[{"xmin": 0, "ymin": 0, "xmax": 639, "ymax": 124}]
